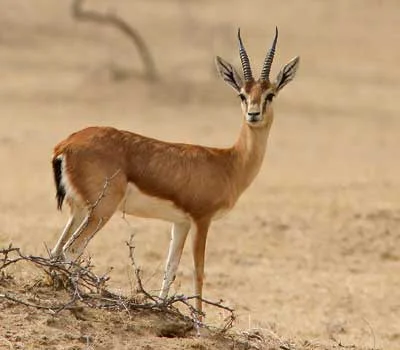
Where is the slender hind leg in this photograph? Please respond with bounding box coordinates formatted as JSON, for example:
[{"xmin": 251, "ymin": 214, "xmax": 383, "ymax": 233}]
[
  {"xmin": 62, "ymin": 189, "xmax": 125, "ymax": 262},
  {"xmin": 159, "ymin": 221, "xmax": 191, "ymax": 299},
  {"xmin": 51, "ymin": 202, "xmax": 87, "ymax": 258},
  {"xmin": 62, "ymin": 214, "xmax": 110, "ymax": 262}
]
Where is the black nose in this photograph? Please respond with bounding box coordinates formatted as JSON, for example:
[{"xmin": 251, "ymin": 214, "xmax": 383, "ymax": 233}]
[{"xmin": 247, "ymin": 111, "xmax": 261, "ymax": 122}]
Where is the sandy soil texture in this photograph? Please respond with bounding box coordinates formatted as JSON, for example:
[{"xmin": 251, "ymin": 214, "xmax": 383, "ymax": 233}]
[{"xmin": 0, "ymin": 0, "xmax": 399, "ymax": 349}]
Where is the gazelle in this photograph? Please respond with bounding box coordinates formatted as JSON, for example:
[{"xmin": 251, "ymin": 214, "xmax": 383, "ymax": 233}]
[{"xmin": 51, "ymin": 28, "xmax": 299, "ymax": 316}]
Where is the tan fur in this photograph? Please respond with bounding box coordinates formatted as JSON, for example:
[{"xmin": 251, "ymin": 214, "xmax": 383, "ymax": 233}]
[{"xmin": 244, "ymin": 80, "xmax": 270, "ymax": 98}]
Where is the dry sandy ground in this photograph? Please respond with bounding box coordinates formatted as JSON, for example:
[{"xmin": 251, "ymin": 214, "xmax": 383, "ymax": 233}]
[{"xmin": 0, "ymin": 0, "xmax": 399, "ymax": 349}]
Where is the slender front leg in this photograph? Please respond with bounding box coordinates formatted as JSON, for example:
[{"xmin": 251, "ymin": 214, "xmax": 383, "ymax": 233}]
[
  {"xmin": 159, "ymin": 221, "xmax": 191, "ymax": 299},
  {"xmin": 192, "ymin": 219, "xmax": 211, "ymax": 317}
]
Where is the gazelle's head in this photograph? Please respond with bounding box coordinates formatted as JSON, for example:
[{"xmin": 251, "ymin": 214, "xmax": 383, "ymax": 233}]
[{"xmin": 216, "ymin": 28, "xmax": 300, "ymax": 128}]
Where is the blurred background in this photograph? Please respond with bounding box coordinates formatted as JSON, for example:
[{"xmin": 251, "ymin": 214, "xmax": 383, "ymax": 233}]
[{"xmin": 0, "ymin": 0, "xmax": 399, "ymax": 348}]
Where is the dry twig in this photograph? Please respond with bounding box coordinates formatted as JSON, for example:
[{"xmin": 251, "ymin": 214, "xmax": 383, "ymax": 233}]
[
  {"xmin": 71, "ymin": 0, "xmax": 157, "ymax": 81},
  {"xmin": 0, "ymin": 244, "xmax": 235, "ymax": 335},
  {"xmin": 1, "ymin": 173, "xmax": 234, "ymax": 335},
  {"xmin": 126, "ymin": 233, "xmax": 235, "ymax": 332}
]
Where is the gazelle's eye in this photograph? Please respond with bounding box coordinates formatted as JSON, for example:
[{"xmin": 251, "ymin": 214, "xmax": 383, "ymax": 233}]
[
  {"xmin": 265, "ymin": 93, "xmax": 275, "ymax": 103},
  {"xmin": 238, "ymin": 94, "xmax": 246, "ymax": 103}
]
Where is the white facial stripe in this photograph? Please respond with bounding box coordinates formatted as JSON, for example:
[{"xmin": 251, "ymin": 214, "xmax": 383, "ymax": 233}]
[{"xmin": 248, "ymin": 102, "xmax": 260, "ymax": 112}]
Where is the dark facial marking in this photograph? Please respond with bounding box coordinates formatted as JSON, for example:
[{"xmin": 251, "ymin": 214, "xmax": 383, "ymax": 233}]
[
  {"xmin": 262, "ymin": 93, "xmax": 275, "ymax": 113},
  {"xmin": 265, "ymin": 93, "xmax": 275, "ymax": 103}
]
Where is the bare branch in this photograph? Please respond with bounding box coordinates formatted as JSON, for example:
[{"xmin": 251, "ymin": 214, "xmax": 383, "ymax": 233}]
[
  {"xmin": 126, "ymin": 234, "xmax": 235, "ymax": 332},
  {"xmin": 0, "ymin": 292, "xmax": 76, "ymax": 313},
  {"xmin": 71, "ymin": 0, "xmax": 157, "ymax": 81},
  {"xmin": 126, "ymin": 234, "xmax": 158, "ymax": 303},
  {"xmin": 1, "ymin": 173, "xmax": 234, "ymax": 334},
  {"xmin": 0, "ymin": 245, "xmax": 24, "ymax": 271},
  {"xmin": 1, "ymin": 242, "xmax": 235, "ymax": 337},
  {"xmin": 63, "ymin": 169, "xmax": 121, "ymax": 257},
  {"xmin": 88, "ymin": 169, "xmax": 121, "ymax": 212}
]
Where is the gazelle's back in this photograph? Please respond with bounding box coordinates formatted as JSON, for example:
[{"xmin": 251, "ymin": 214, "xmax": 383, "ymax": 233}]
[{"xmin": 54, "ymin": 126, "xmax": 237, "ymax": 220}]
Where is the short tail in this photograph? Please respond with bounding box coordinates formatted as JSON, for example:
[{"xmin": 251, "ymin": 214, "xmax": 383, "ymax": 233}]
[{"xmin": 52, "ymin": 156, "xmax": 66, "ymax": 210}]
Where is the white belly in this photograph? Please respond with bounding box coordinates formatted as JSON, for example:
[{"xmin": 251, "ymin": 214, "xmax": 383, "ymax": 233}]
[{"xmin": 119, "ymin": 183, "xmax": 189, "ymax": 223}]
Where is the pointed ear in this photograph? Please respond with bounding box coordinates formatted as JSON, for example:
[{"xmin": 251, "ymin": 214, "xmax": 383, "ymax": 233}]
[
  {"xmin": 215, "ymin": 56, "xmax": 243, "ymax": 93},
  {"xmin": 275, "ymin": 56, "xmax": 300, "ymax": 92}
]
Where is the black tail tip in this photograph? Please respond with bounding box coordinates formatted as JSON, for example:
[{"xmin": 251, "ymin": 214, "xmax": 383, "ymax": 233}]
[{"xmin": 52, "ymin": 156, "xmax": 66, "ymax": 210}]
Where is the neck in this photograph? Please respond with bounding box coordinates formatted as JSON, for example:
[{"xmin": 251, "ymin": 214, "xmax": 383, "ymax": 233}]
[{"xmin": 231, "ymin": 115, "xmax": 273, "ymax": 193}]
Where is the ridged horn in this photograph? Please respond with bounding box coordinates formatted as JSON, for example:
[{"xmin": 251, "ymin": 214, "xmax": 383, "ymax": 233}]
[
  {"xmin": 237, "ymin": 28, "xmax": 253, "ymax": 82},
  {"xmin": 260, "ymin": 27, "xmax": 279, "ymax": 81}
]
